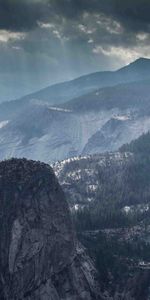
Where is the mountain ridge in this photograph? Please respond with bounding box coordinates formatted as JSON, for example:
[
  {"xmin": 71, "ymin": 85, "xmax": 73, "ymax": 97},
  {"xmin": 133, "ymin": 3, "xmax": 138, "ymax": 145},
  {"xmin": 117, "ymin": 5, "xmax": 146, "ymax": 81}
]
[
  {"xmin": 1, "ymin": 57, "xmax": 150, "ymax": 110},
  {"xmin": 0, "ymin": 58, "xmax": 150, "ymax": 163},
  {"xmin": 1, "ymin": 78, "xmax": 150, "ymax": 162},
  {"xmin": 16, "ymin": 57, "xmax": 150, "ymax": 105}
]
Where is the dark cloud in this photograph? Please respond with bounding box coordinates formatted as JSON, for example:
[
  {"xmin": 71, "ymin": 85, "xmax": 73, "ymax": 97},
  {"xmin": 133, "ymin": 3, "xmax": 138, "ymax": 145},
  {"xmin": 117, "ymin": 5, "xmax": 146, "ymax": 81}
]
[
  {"xmin": 0, "ymin": 0, "xmax": 150, "ymax": 33},
  {"xmin": 44, "ymin": 0, "xmax": 150, "ymax": 30},
  {"xmin": 0, "ymin": 0, "xmax": 150, "ymax": 102},
  {"xmin": 46, "ymin": 0, "xmax": 150, "ymax": 33},
  {"xmin": 0, "ymin": 0, "xmax": 51, "ymax": 31}
]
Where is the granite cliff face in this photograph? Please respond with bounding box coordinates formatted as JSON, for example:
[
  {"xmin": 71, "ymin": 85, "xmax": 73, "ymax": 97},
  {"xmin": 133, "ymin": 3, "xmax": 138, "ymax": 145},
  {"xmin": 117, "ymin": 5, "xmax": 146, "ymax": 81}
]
[{"xmin": 0, "ymin": 158, "xmax": 102, "ymax": 300}]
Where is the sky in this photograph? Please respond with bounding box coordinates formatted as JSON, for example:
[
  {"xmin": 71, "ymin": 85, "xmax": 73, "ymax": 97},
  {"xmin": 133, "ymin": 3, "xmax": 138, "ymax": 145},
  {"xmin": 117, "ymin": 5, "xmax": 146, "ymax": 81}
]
[{"xmin": 0, "ymin": 0, "xmax": 150, "ymax": 102}]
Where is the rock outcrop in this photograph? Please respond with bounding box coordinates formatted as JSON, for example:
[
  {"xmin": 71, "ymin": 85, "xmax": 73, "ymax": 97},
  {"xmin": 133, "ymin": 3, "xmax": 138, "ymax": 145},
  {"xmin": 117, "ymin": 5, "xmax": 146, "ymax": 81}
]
[{"xmin": 0, "ymin": 158, "xmax": 102, "ymax": 300}]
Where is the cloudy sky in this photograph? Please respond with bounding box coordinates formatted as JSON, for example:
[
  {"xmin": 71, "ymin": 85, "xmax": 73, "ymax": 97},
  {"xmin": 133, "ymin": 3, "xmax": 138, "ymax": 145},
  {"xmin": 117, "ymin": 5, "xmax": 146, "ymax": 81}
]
[{"xmin": 0, "ymin": 0, "xmax": 150, "ymax": 102}]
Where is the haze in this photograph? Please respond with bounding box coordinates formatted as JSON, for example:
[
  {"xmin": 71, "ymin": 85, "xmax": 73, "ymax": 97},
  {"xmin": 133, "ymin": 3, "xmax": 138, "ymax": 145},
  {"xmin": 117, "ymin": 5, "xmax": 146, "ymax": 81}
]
[{"xmin": 0, "ymin": 0, "xmax": 150, "ymax": 102}]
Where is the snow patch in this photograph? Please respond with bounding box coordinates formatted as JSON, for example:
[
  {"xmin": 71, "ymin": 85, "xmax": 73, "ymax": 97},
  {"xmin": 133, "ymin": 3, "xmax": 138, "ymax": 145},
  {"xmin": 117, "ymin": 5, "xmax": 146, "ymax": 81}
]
[
  {"xmin": 0, "ymin": 120, "xmax": 9, "ymax": 129},
  {"xmin": 113, "ymin": 114, "xmax": 130, "ymax": 121},
  {"xmin": 123, "ymin": 204, "xmax": 149, "ymax": 214},
  {"xmin": 49, "ymin": 106, "xmax": 72, "ymax": 113},
  {"xmin": 123, "ymin": 206, "xmax": 131, "ymax": 213},
  {"xmin": 88, "ymin": 185, "xmax": 97, "ymax": 192},
  {"xmin": 74, "ymin": 204, "xmax": 79, "ymax": 211}
]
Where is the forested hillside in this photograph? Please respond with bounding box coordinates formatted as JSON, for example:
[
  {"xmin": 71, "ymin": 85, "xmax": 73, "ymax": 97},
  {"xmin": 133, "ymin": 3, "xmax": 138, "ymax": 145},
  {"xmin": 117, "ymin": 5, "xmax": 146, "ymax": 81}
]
[{"xmin": 53, "ymin": 132, "xmax": 150, "ymax": 299}]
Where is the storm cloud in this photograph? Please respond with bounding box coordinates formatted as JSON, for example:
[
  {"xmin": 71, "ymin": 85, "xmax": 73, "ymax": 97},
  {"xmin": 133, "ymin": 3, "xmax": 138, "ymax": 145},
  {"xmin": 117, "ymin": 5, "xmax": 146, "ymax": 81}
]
[
  {"xmin": 0, "ymin": 0, "xmax": 150, "ymax": 32},
  {"xmin": 0, "ymin": 0, "xmax": 150, "ymax": 102}
]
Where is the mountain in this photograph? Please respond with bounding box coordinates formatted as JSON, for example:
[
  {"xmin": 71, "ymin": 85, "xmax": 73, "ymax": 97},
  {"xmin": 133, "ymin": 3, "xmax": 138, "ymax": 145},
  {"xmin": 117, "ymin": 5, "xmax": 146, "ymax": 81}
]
[
  {"xmin": 11, "ymin": 57, "xmax": 150, "ymax": 107},
  {"xmin": 0, "ymin": 104, "xmax": 82, "ymax": 162},
  {"xmin": 53, "ymin": 152, "xmax": 133, "ymax": 211},
  {"xmin": 0, "ymin": 158, "xmax": 102, "ymax": 300},
  {"xmin": 120, "ymin": 131, "xmax": 150, "ymax": 155},
  {"xmin": 82, "ymin": 118, "xmax": 130, "ymax": 155},
  {"xmin": 62, "ymin": 79, "xmax": 150, "ymax": 112},
  {"xmin": 1, "ymin": 79, "xmax": 150, "ymax": 162},
  {"xmin": 53, "ymin": 132, "xmax": 150, "ymax": 299},
  {"xmin": 1, "ymin": 57, "xmax": 150, "ymax": 122},
  {"xmin": 0, "ymin": 58, "xmax": 150, "ymax": 162},
  {"xmin": 53, "ymin": 131, "xmax": 150, "ymax": 215},
  {"xmin": 118, "ymin": 57, "xmax": 150, "ymax": 78}
]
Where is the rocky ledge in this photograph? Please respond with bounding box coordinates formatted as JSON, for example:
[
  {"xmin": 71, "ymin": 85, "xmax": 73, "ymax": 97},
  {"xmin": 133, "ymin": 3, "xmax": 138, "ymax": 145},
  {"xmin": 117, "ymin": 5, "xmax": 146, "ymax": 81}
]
[{"xmin": 0, "ymin": 158, "xmax": 102, "ymax": 300}]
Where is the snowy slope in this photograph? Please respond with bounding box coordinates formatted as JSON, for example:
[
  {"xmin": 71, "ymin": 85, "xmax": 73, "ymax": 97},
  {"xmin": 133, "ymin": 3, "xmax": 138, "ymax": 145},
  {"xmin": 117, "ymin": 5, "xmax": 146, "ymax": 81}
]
[
  {"xmin": 0, "ymin": 60, "xmax": 150, "ymax": 162},
  {"xmin": 52, "ymin": 152, "xmax": 132, "ymax": 210},
  {"xmin": 0, "ymin": 100, "xmax": 150, "ymax": 163}
]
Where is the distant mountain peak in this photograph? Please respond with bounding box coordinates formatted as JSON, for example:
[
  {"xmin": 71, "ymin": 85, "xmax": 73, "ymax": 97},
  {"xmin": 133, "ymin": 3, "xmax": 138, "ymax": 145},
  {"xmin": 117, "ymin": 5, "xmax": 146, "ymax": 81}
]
[
  {"xmin": 129, "ymin": 57, "xmax": 150, "ymax": 66},
  {"xmin": 118, "ymin": 57, "xmax": 150, "ymax": 74},
  {"xmin": 136, "ymin": 56, "xmax": 149, "ymax": 61}
]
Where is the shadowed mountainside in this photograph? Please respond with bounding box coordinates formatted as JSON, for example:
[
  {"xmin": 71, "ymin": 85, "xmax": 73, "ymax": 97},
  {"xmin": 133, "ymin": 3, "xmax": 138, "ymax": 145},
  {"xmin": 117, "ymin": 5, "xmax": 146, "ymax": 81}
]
[{"xmin": 0, "ymin": 158, "xmax": 102, "ymax": 300}]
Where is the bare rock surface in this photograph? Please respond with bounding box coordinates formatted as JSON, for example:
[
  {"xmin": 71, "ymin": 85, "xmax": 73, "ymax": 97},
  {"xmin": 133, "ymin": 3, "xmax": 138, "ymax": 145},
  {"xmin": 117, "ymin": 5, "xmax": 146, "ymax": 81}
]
[{"xmin": 0, "ymin": 158, "xmax": 102, "ymax": 300}]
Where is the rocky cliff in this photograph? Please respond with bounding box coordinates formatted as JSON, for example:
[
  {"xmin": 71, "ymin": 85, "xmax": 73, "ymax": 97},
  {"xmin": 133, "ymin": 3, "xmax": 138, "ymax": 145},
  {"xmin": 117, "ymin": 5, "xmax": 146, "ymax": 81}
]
[{"xmin": 0, "ymin": 158, "xmax": 102, "ymax": 300}]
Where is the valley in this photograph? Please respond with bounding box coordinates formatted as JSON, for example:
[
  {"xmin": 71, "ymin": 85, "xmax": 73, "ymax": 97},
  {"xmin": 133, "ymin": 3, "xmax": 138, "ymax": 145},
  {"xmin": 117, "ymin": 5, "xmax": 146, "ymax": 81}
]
[{"xmin": 53, "ymin": 132, "xmax": 150, "ymax": 299}]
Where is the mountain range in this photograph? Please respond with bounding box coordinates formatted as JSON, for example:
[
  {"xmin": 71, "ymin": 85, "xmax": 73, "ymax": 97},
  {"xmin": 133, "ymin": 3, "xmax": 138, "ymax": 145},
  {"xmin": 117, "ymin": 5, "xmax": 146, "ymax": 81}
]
[
  {"xmin": 1, "ymin": 58, "xmax": 150, "ymax": 299},
  {"xmin": 0, "ymin": 58, "xmax": 150, "ymax": 162},
  {"xmin": 10, "ymin": 57, "xmax": 150, "ymax": 107}
]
